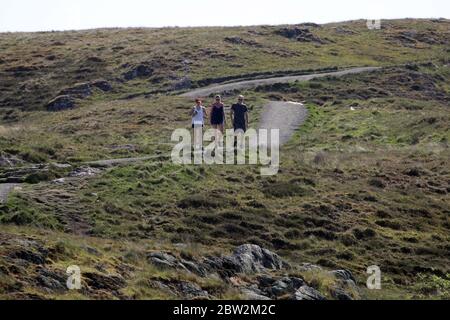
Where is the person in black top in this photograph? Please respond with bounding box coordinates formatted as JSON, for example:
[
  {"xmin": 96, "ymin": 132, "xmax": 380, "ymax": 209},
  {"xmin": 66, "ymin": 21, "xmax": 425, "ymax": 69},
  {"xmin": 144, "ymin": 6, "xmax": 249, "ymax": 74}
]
[
  {"xmin": 230, "ymin": 95, "xmax": 249, "ymax": 132},
  {"xmin": 210, "ymin": 95, "xmax": 226, "ymax": 133}
]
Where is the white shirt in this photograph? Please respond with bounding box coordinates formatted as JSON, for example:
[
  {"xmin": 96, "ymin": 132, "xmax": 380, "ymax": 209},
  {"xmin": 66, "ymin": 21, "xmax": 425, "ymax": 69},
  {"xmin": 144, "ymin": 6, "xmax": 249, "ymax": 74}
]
[{"xmin": 192, "ymin": 105, "xmax": 205, "ymax": 125}]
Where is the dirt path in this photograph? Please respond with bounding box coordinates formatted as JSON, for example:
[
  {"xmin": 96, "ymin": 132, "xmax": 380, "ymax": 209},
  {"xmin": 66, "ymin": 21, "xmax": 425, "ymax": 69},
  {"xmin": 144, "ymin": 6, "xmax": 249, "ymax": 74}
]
[
  {"xmin": 181, "ymin": 67, "xmax": 380, "ymax": 98},
  {"xmin": 83, "ymin": 154, "xmax": 168, "ymax": 167},
  {"xmin": 0, "ymin": 66, "xmax": 381, "ymax": 202},
  {"xmin": 258, "ymin": 101, "xmax": 308, "ymax": 145}
]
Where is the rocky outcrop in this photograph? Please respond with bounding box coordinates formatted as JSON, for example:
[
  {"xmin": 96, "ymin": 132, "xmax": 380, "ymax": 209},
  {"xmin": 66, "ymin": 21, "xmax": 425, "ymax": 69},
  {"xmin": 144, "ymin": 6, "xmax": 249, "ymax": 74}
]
[
  {"xmin": 91, "ymin": 79, "xmax": 113, "ymax": 92},
  {"xmin": 46, "ymin": 95, "xmax": 75, "ymax": 111},
  {"xmin": 147, "ymin": 251, "xmax": 208, "ymax": 277},
  {"xmin": 147, "ymin": 244, "xmax": 359, "ymax": 300},
  {"xmin": 47, "ymin": 79, "xmax": 112, "ymax": 111},
  {"xmin": 148, "ymin": 244, "xmax": 286, "ymax": 278},
  {"xmin": 224, "ymin": 36, "xmax": 262, "ymax": 47},
  {"xmin": 294, "ymin": 286, "xmax": 326, "ymax": 300},
  {"xmin": 0, "ymin": 153, "xmax": 24, "ymax": 167},
  {"xmin": 123, "ymin": 64, "xmax": 153, "ymax": 80},
  {"xmin": 275, "ymin": 27, "xmax": 327, "ymax": 44},
  {"xmin": 211, "ymin": 244, "xmax": 287, "ymax": 275}
]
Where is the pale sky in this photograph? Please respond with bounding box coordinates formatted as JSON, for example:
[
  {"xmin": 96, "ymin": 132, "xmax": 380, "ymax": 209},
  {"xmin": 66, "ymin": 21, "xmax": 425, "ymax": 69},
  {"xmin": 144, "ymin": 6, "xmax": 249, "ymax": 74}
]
[{"xmin": 0, "ymin": 0, "xmax": 448, "ymax": 32}]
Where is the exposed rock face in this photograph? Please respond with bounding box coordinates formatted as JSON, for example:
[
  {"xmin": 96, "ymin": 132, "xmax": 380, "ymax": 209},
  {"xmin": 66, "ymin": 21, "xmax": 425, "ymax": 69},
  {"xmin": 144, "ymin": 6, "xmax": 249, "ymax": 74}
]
[
  {"xmin": 91, "ymin": 79, "xmax": 113, "ymax": 92},
  {"xmin": 224, "ymin": 36, "xmax": 262, "ymax": 47},
  {"xmin": 328, "ymin": 269, "xmax": 359, "ymax": 300},
  {"xmin": 294, "ymin": 286, "xmax": 326, "ymax": 300},
  {"xmin": 147, "ymin": 252, "xmax": 208, "ymax": 277},
  {"xmin": 275, "ymin": 27, "xmax": 327, "ymax": 44},
  {"xmin": 47, "ymin": 80, "xmax": 112, "ymax": 111},
  {"xmin": 148, "ymin": 244, "xmax": 286, "ymax": 278},
  {"xmin": 123, "ymin": 64, "xmax": 153, "ymax": 80},
  {"xmin": 46, "ymin": 95, "xmax": 75, "ymax": 111},
  {"xmin": 230, "ymin": 244, "xmax": 287, "ymax": 273},
  {"xmin": 202, "ymin": 244, "xmax": 288, "ymax": 277},
  {"xmin": 84, "ymin": 272, "xmax": 126, "ymax": 291},
  {"xmin": 392, "ymin": 30, "xmax": 448, "ymax": 46},
  {"xmin": 146, "ymin": 244, "xmax": 359, "ymax": 300},
  {"xmin": 0, "ymin": 153, "xmax": 24, "ymax": 167},
  {"xmin": 173, "ymin": 77, "xmax": 192, "ymax": 90}
]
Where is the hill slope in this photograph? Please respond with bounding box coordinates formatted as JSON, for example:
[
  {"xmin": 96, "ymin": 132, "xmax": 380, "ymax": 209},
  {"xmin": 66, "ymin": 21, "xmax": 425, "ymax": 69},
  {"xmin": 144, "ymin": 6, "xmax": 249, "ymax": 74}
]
[{"xmin": 0, "ymin": 19, "xmax": 449, "ymax": 300}]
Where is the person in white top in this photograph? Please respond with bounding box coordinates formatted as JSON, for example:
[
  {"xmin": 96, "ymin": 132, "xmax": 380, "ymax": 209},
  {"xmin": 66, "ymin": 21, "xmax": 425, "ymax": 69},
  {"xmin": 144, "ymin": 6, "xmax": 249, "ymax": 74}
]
[{"xmin": 190, "ymin": 98, "xmax": 206, "ymax": 149}]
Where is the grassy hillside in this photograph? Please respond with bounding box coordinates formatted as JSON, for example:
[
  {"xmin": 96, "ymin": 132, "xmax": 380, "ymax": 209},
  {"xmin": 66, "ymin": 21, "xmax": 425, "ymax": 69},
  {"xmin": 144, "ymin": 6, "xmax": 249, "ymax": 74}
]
[{"xmin": 0, "ymin": 19, "xmax": 449, "ymax": 300}]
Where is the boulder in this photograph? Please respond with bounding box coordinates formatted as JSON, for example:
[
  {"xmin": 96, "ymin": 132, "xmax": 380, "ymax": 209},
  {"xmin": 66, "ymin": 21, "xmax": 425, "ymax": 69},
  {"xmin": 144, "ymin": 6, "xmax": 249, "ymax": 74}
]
[
  {"xmin": 84, "ymin": 272, "xmax": 126, "ymax": 291},
  {"xmin": 241, "ymin": 288, "xmax": 271, "ymax": 300},
  {"xmin": 330, "ymin": 287, "xmax": 353, "ymax": 300},
  {"xmin": 257, "ymin": 275, "xmax": 305, "ymax": 298},
  {"xmin": 294, "ymin": 286, "xmax": 326, "ymax": 300},
  {"xmin": 330, "ymin": 269, "xmax": 356, "ymax": 283},
  {"xmin": 0, "ymin": 153, "xmax": 24, "ymax": 167},
  {"xmin": 147, "ymin": 252, "xmax": 208, "ymax": 277},
  {"xmin": 275, "ymin": 27, "xmax": 326, "ymax": 44},
  {"xmin": 177, "ymin": 281, "xmax": 209, "ymax": 299},
  {"xmin": 91, "ymin": 79, "xmax": 113, "ymax": 92},
  {"xmin": 46, "ymin": 95, "xmax": 75, "ymax": 111},
  {"xmin": 231, "ymin": 244, "xmax": 287, "ymax": 274}
]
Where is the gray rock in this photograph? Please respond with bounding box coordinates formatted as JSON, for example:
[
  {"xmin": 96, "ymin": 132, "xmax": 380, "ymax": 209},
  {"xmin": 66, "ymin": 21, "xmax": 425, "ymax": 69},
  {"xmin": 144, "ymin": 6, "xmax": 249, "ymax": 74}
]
[
  {"xmin": 36, "ymin": 268, "xmax": 66, "ymax": 290},
  {"xmin": 231, "ymin": 244, "xmax": 286, "ymax": 274},
  {"xmin": 0, "ymin": 153, "xmax": 23, "ymax": 167},
  {"xmin": 331, "ymin": 287, "xmax": 353, "ymax": 300},
  {"xmin": 148, "ymin": 252, "xmax": 207, "ymax": 277},
  {"xmin": 268, "ymin": 280, "xmax": 290, "ymax": 297},
  {"xmin": 275, "ymin": 27, "xmax": 326, "ymax": 44},
  {"xmin": 241, "ymin": 288, "xmax": 271, "ymax": 300},
  {"xmin": 173, "ymin": 77, "xmax": 192, "ymax": 90},
  {"xmin": 84, "ymin": 272, "xmax": 126, "ymax": 291},
  {"xmin": 259, "ymin": 276, "xmax": 305, "ymax": 298},
  {"xmin": 177, "ymin": 281, "xmax": 209, "ymax": 299},
  {"xmin": 46, "ymin": 95, "xmax": 75, "ymax": 111},
  {"xmin": 91, "ymin": 79, "xmax": 112, "ymax": 92},
  {"xmin": 330, "ymin": 269, "xmax": 356, "ymax": 283},
  {"xmin": 69, "ymin": 166, "xmax": 101, "ymax": 177},
  {"xmin": 148, "ymin": 252, "xmax": 178, "ymax": 269},
  {"xmin": 180, "ymin": 259, "xmax": 208, "ymax": 277},
  {"xmin": 294, "ymin": 286, "xmax": 326, "ymax": 300}
]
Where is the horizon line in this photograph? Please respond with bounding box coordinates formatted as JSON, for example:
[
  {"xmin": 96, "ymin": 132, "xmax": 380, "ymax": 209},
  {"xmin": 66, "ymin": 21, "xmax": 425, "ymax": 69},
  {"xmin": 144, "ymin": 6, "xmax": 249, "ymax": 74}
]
[{"xmin": 0, "ymin": 17, "xmax": 448, "ymax": 34}]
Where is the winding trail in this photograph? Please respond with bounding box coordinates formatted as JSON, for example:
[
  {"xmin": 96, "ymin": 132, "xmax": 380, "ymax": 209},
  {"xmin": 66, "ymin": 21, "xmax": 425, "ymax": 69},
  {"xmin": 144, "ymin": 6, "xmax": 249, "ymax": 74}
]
[
  {"xmin": 0, "ymin": 66, "xmax": 381, "ymax": 203},
  {"xmin": 181, "ymin": 67, "xmax": 380, "ymax": 99},
  {"xmin": 258, "ymin": 101, "xmax": 308, "ymax": 145}
]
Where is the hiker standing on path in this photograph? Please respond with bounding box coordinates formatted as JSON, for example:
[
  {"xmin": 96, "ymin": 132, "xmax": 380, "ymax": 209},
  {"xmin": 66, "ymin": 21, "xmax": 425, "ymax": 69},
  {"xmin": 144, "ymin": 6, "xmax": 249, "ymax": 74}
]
[
  {"xmin": 209, "ymin": 95, "xmax": 226, "ymax": 146},
  {"xmin": 210, "ymin": 95, "xmax": 226, "ymax": 133},
  {"xmin": 230, "ymin": 95, "xmax": 249, "ymax": 133},
  {"xmin": 191, "ymin": 98, "xmax": 206, "ymax": 149}
]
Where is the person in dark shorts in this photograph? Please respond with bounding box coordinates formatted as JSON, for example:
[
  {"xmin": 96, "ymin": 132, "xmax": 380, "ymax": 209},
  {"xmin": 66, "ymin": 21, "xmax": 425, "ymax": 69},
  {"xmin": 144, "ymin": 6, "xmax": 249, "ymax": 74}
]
[
  {"xmin": 230, "ymin": 95, "xmax": 249, "ymax": 132},
  {"xmin": 209, "ymin": 95, "xmax": 226, "ymax": 133}
]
